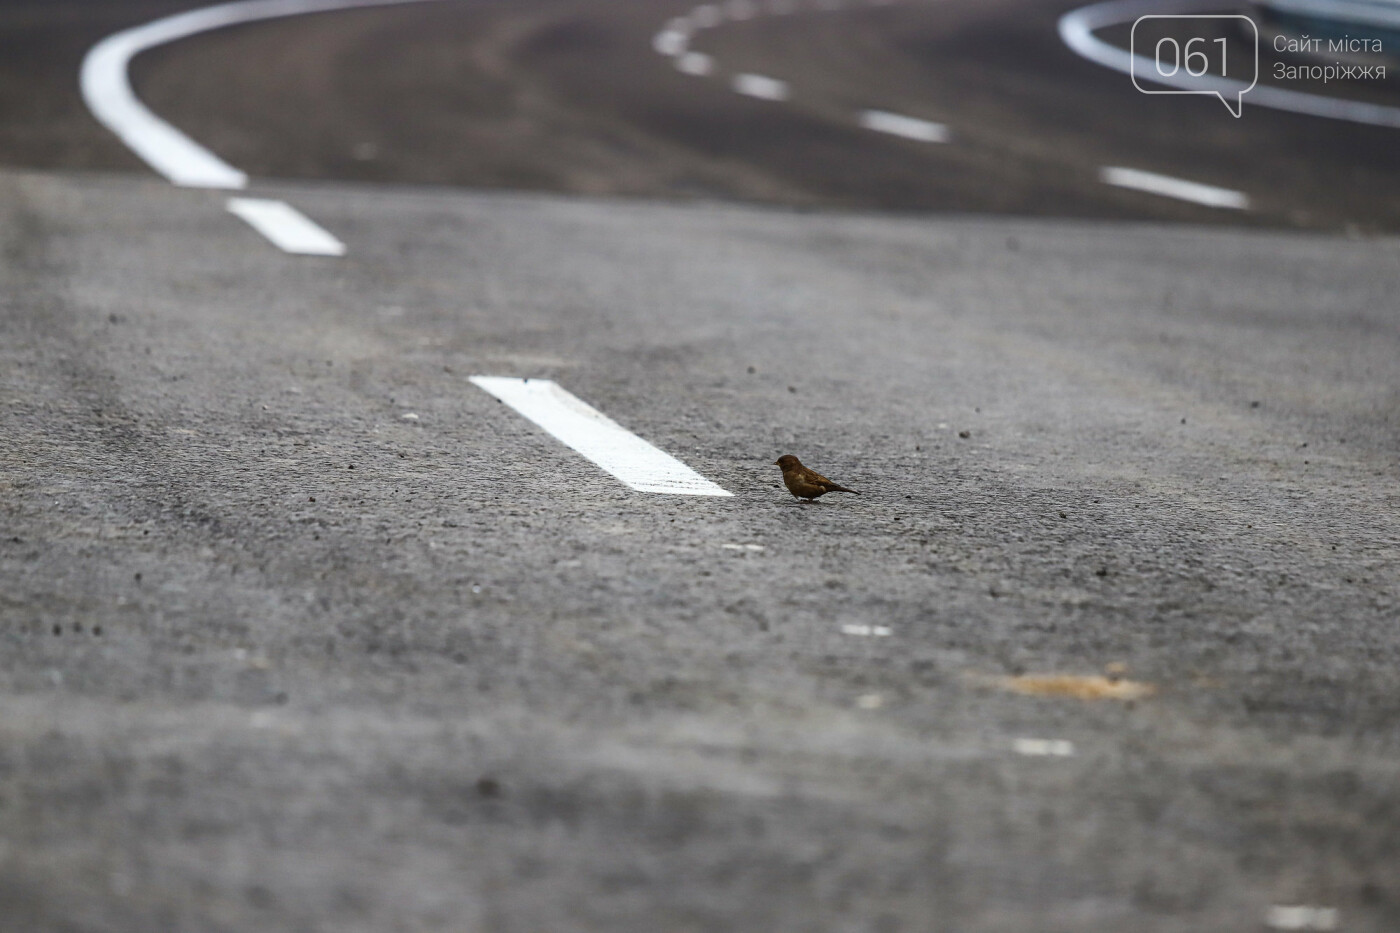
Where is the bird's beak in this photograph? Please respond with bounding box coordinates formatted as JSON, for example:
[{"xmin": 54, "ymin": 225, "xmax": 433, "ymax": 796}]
[{"xmin": 773, "ymin": 459, "xmax": 780, "ymax": 465}]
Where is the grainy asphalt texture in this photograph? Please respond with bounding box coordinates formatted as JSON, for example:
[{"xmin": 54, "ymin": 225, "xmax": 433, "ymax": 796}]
[
  {"xmin": 3, "ymin": 0, "xmax": 1400, "ymax": 930},
  {"xmin": 3, "ymin": 167, "xmax": 1399, "ymax": 931}
]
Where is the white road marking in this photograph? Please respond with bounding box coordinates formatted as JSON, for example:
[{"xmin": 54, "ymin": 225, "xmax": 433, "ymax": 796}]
[
  {"xmin": 227, "ymin": 198, "xmax": 347, "ymax": 255},
  {"xmin": 1012, "ymin": 738, "xmax": 1076, "ymax": 757},
  {"xmin": 1266, "ymin": 906, "xmax": 1339, "ymax": 931},
  {"xmin": 676, "ymin": 52, "xmax": 715, "ymax": 76},
  {"xmin": 1060, "ymin": 0, "xmax": 1400, "ymax": 129},
  {"xmin": 722, "ymin": 543, "xmax": 765, "ymax": 551},
  {"xmin": 653, "ymin": 29, "xmax": 689, "ymax": 56},
  {"xmin": 841, "ymin": 624, "xmax": 892, "ymax": 637},
  {"xmin": 81, "ymin": 0, "xmax": 452, "ymax": 189},
  {"xmin": 733, "ymin": 73, "xmax": 790, "ymax": 101},
  {"xmin": 1100, "ymin": 167, "xmax": 1249, "ymax": 210},
  {"xmin": 469, "ymin": 377, "xmax": 733, "ymax": 496},
  {"xmin": 859, "ymin": 109, "xmax": 949, "ymax": 143}
]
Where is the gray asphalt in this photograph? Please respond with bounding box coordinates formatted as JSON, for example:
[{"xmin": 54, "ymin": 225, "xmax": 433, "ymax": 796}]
[{"xmin": 3, "ymin": 166, "xmax": 1399, "ymax": 931}]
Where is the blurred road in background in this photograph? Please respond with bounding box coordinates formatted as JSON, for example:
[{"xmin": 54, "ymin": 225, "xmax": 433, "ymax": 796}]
[
  {"xmin": 2, "ymin": 1, "xmax": 1399, "ymax": 931},
  {"xmin": 2, "ymin": 0, "xmax": 1398, "ymax": 229}
]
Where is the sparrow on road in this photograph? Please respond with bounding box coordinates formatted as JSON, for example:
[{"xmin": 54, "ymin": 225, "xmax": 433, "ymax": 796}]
[{"xmin": 774, "ymin": 454, "xmax": 860, "ymax": 501}]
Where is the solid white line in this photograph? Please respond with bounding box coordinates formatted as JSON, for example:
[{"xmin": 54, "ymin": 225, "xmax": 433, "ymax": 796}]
[
  {"xmin": 1100, "ymin": 166, "xmax": 1249, "ymax": 209},
  {"xmin": 226, "ymin": 198, "xmax": 346, "ymax": 255},
  {"xmin": 858, "ymin": 109, "xmax": 949, "ymax": 143},
  {"xmin": 81, "ymin": 0, "xmax": 451, "ymax": 189},
  {"xmin": 733, "ymin": 73, "xmax": 789, "ymax": 101},
  {"xmin": 1059, "ymin": 0, "xmax": 1400, "ymax": 128},
  {"xmin": 469, "ymin": 377, "xmax": 733, "ymax": 496}
]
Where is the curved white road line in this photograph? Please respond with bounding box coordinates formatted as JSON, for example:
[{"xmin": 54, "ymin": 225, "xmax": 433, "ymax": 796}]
[
  {"xmin": 81, "ymin": 0, "xmax": 451, "ymax": 189},
  {"xmin": 1059, "ymin": 0, "xmax": 1400, "ymax": 128},
  {"xmin": 664, "ymin": 1, "xmax": 951, "ymax": 140}
]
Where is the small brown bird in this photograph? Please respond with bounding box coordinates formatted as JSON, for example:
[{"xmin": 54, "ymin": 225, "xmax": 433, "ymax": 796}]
[{"xmin": 774, "ymin": 454, "xmax": 859, "ymax": 501}]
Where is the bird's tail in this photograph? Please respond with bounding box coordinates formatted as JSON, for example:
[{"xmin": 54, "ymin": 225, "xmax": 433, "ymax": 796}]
[{"xmin": 827, "ymin": 484, "xmax": 859, "ymax": 494}]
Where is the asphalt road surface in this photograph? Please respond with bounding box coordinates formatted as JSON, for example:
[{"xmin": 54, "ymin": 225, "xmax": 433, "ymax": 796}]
[{"xmin": 3, "ymin": 0, "xmax": 1400, "ymax": 931}]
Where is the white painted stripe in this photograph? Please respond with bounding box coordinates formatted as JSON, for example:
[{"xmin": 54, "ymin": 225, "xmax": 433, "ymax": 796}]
[
  {"xmin": 1012, "ymin": 738, "xmax": 1076, "ymax": 757},
  {"xmin": 841, "ymin": 624, "xmax": 892, "ymax": 637},
  {"xmin": 733, "ymin": 73, "xmax": 790, "ymax": 101},
  {"xmin": 676, "ymin": 52, "xmax": 715, "ymax": 76},
  {"xmin": 653, "ymin": 29, "xmax": 688, "ymax": 56},
  {"xmin": 859, "ymin": 109, "xmax": 949, "ymax": 143},
  {"xmin": 80, "ymin": 0, "xmax": 451, "ymax": 189},
  {"xmin": 1100, "ymin": 166, "xmax": 1249, "ymax": 210},
  {"xmin": 1266, "ymin": 906, "xmax": 1339, "ymax": 931},
  {"xmin": 469, "ymin": 377, "xmax": 733, "ymax": 496},
  {"xmin": 1059, "ymin": 0, "xmax": 1400, "ymax": 129},
  {"xmin": 226, "ymin": 198, "xmax": 346, "ymax": 255}
]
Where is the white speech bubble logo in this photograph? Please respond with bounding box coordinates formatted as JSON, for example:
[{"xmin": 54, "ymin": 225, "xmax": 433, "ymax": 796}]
[{"xmin": 1130, "ymin": 15, "xmax": 1258, "ymax": 117}]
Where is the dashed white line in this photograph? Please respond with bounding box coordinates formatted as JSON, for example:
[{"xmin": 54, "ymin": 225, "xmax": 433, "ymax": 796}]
[
  {"xmin": 1100, "ymin": 166, "xmax": 1250, "ymax": 210},
  {"xmin": 1266, "ymin": 906, "xmax": 1339, "ymax": 931},
  {"xmin": 859, "ymin": 109, "xmax": 949, "ymax": 143},
  {"xmin": 841, "ymin": 624, "xmax": 892, "ymax": 637},
  {"xmin": 1012, "ymin": 738, "xmax": 1076, "ymax": 757},
  {"xmin": 733, "ymin": 73, "xmax": 790, "ymax": 101},
  {"xmin": 469, "ymin": 377, "xmax": 733, "ymax": 497},
  {"xmin": 676, "ymin": 52, "xmax": 715, "ymax": 76},
  {"xmin": 653, "ymin": 29, "xmax": 689, "ymax": 56},
  {"xmin": 226, "ymin": 198, "xmax": 346, "ymax": 255}
]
